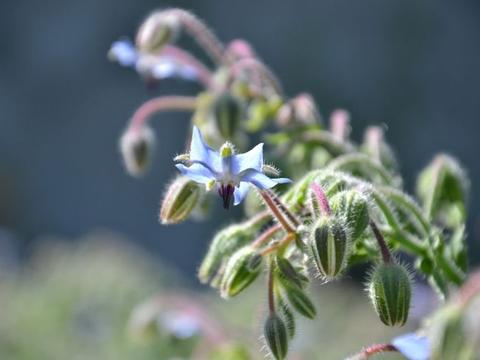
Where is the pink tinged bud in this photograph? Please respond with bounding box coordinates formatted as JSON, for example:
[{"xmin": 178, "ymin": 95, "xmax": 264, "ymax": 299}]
[
  {"xmin": 330, "ymin": 109, "xmax": 351, "ymax": 141},
  {"xmin": 119, "ymin": 126, "xmax": 155, "ymax": 177}
]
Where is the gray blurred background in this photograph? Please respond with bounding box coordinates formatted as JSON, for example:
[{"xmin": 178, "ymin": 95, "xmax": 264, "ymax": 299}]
[{"xmin": 0, "ymin": 0, "xmax": 479, "ymax": 279}]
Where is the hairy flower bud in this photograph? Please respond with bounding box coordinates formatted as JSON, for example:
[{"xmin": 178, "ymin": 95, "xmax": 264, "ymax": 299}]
[
  {"xmin": 282, "ymin": 283, "xmax": 316, "ymax": 319},
  {"xmin": 212, "ymin": 92, "xmax": 243, "ymax": 139},
  {"xmin": 276, "ymin": 257, "xmax": 309, "ymax": 290},
  {"xmin": 276, "ymin": 93, "xmax": 320, "ymax": 127},
  {"xmin": 308, "ymin": 217, "xmax": 350, "ymax": 280},
  {"xmin": 330, "ymin": 190, "xmax": 369, "ymax": 241},
  {"xmin": 198, "ymin": 224, "xmax": 255, "ymax": 285},
  {"xmin": 264, "ymin": 314, "xmax": 289, "ymax": 360},
  {"xmin": 416, "ymin": 154, "xmax": 469, "ymax": 226},
  {"xmin": 119, "ymin": 126, "xmax": 155, "ymax": 177},
  {"xmin": 159, "ymin": 176, "xmax": 201, "ymax": 224},
  {"xmin": 220, "ymin": 246, "xmax": 262, "ymax": 298},
  {"xmin": 368, "ymin": 263, "xmax": 412, "ymax": 327},
  {"xmin": 136, "ymin": 11, "xmax": 180, "ymax": 53}
]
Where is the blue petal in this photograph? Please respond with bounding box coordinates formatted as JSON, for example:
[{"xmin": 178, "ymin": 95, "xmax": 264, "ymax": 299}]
[
  {"xmin": 391, "ymin": 333, "xmax": 431, "ymax": 360},
  {"xmin": 151, "ymin": 60, "xmax": 178, "ymax": 79},
  {"xmin": 234, "ymin": 182, "xmax": 251, "ymax": 205},
  {"xmin": 231, "ymin": 143, "xmax": 264, "ymax": 174},
  {"xmin": 241, "ymin": 169, "xmax": 291, "ymax": 189},
  {"xmin": 109, "ymin": 40, "xmax": 138, "ymax": 67},
  {"xmin": 190, "ymin": 126, "xmax": 222, "ymax": 173},
  {"xmin": 175, "ymin": 163, "xmax": 215, "ymax": 184}
]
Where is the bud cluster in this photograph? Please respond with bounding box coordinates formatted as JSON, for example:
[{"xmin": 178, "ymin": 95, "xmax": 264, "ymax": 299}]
[{"xmin": 111, "ymin": 7, "xmax": 471, "ymax": 360}]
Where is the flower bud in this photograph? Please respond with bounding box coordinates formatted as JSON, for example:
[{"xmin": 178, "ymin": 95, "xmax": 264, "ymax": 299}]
[
  {"xmin": 264, "ymin": 314, "xmax": 288, "ymax": 360},
  {"xmin": 220, "ymin": 246, "xmax": 262, "ymax": 298},
  {"xmin": 282, "ymin": 284, "xmax": 316, "ymax": 319},
  {"xmin": 330, "ymin": 190, "xmax": 369, "ymax": 241},
  {"xmin": 159, "ymin": 176, "xmax": 201, "ymax": 225},
  {"xmin": 362, "ymin": 126, "xmax": 398, "ymax": 172},
  {"xmin": 368, "ymin": 263, "xmax": 412, "ymax": 327},
  {"xmin": 119, "ymin": 126, "xmax": 155, "ymax": 177},
  {"xmin": 416, "ymin": 154, "xmax": 469, "ymax": 227},
  {"xmin": 308, "ymin": 217, "xmax": 350, "ymax": 280},
  {"xmin": 198, "ymin": 224, "xmax": 254, "ymax": 285},
  {"xmin": 276, "ymin": 93, "xmax": 320, "ymax": 127},
  {"xmin": 277, "ymin": 297, "xmax": 295, "ymax": 339},
  {"xmin": 136, "ymin": 11, "xmax": 180, "ymax": 53},
  {"xmin": 212, "ymin": 92, "xmax": 243, "ymax": 139},
  {"xmin": 276, "ymin": 257, "xmax": 309, "ymax": 290}
]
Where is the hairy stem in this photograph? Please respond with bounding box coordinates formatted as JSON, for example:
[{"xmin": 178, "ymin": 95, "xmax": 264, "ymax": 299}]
[
  {"xmin": 130, "ymin": 96, "xmax": 197, "ymax": 131},
  {"xmin": 369, "ymin": 220, "xmax": 392, "ymax": 264},
  {"xmin": 259, "ymin": 190, "xmax": 295, "ymax": 233},
  {"xmin": 166, "ymin": 9, "xmax": 228, "ymax": 65}
]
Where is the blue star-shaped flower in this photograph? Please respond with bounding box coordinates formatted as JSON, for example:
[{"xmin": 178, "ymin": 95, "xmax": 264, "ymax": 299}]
[
  {"xmin": 108, "ymin": 39, "xmax": 198, "ymax": 81},
  {"xmin": 175, "ymin": 126, "xmax": 291, "ymax": 209}
]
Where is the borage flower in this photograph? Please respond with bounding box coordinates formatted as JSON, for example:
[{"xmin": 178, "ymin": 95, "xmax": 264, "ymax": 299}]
[
  {"xmin": 175, "ymin": 126, "xmax": 291, "ymax": 209},
  {"xmin": 108, "ymin": 39, "xmax": 198, "ymax": 82}
]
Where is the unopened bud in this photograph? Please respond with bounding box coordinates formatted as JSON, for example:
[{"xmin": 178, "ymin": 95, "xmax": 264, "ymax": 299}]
[
  {"xmin": 136, "ymin": 11, "xmax": 180, "ymax": 53},
  {"xmin": 264, "ymin": 314, "xmax": 289, "ymax": 360},
  {"xmin": 160, "ymin": 176, "xmax": 201, "ymax": 225},
  {"xmin": 282, "ymin": 283, "xmax": 316, "ymax": 319},
  {"xmin": 277, "ymin": 297, "xmax": 295, "ymax": 339},
  {"xmin": 220, "ymin": 246, "xmax": 262, "ymax": 298},
  {"xmin": 417, "ymin": 154, "xmax": 469, "ymax": 226},
  {"xmin": 276, "ymin": 257, "xmax": 308, "ymax": 290},
  {"xmin": 198, "ymin": 224, "xmax": 253, "ymax": 285},
  {"xmin": 119, "ymin": 126, "xmax": 155, "ymax": 177},
  {"xmin": 308, "ymin": 217, "xmax": 349, "ymax": 280},
  {"xmin": 362, "ymin": 126, "xmax": 398, "ymax": 172},
  {"xmin": 277, "ymin": 93, "xmax": 320, "ymax": 127},
  {"xmin": 368, "ymin": 263, "xmax": 412, "ymax": 327},
  {"xmin": 212, "ymin": 92, "xmax": 243, "ymax": 139},
  {"xmin": 330, "ymin": 190, "xmax": 369, "ymax": 241}
]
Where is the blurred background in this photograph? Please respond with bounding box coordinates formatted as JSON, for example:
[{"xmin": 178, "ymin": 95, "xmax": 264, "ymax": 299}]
[{"xmin": 0, "ymin": 0, "xmax": 479, "ymax": 358}]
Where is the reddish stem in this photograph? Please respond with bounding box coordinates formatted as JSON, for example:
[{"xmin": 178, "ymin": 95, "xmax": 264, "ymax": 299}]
[
  {"xmin": 252, "ymin": 224, "xmax": 283, "ymax": 248},
  {"xmin": 369, "ymin": 220, "xmax": 392, "ymax": 264},
  {"xmin": 166, "ymin": 9, "xmax": 228, "ymax": 65},
  {"xmin": 259, "ymin": 190, "xmax": 295, "ymax": 233},
  {"xmin": 130, "ymin": 96, "xmax": 197, "ymax": 132},
  {"xmin": 161, "ymin": 45, "xmax": 213, "ymax": 87},
  {"xmin": 361, "ymin": 343, "xmax": 397, "ymax": 358}
]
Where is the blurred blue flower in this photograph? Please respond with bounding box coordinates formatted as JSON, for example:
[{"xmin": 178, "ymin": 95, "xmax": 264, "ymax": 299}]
[
  {"xmin": 175, "ymin": 126, "xmax": 291, "ymax": 208},
  {"xmin": 392, "ymin": 333, "xmax": 431, "ymax": 360},
  {"xmin": 108, "ymin": 39, "xmax": 198, "ymax": 81}
]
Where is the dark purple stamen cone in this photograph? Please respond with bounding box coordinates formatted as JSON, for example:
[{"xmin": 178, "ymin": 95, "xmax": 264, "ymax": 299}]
[{"xmin": 218, "ymin": 184, "xmax": 235, "ymax": 209}]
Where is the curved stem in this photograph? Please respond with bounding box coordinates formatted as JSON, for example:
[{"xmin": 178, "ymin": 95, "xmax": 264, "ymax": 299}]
[
  {"xmin": 229, "ymin": 57, "xmax": 283, "ymax": 96},
  {"xmin": 130, "ymin": 96, "xmax": 197, "ymax": 131},
  {"xmin": 260, "ymin": 233, "xmax": 296, "ymax": 256},
  {"xmin": 347, "ymin": 343, "xmax": 398, "ymax": 360},
  {"xmin": 166, "ymin": 9, "xmax": 227, "ymax": 65},
  {"xmin": 161, "ymin": 45, "xmax": 213, "ymax": 87},
  {"xmin": 259, "ymin": 190, "xmax": 295, "ymax": 233},
  {"xmin": 252, "ymin": 224, "xmax": 283, "ymax": 248},
  {"xmin": 369, "ymin": 220, "xmax": 392, "ymax": 264}
]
